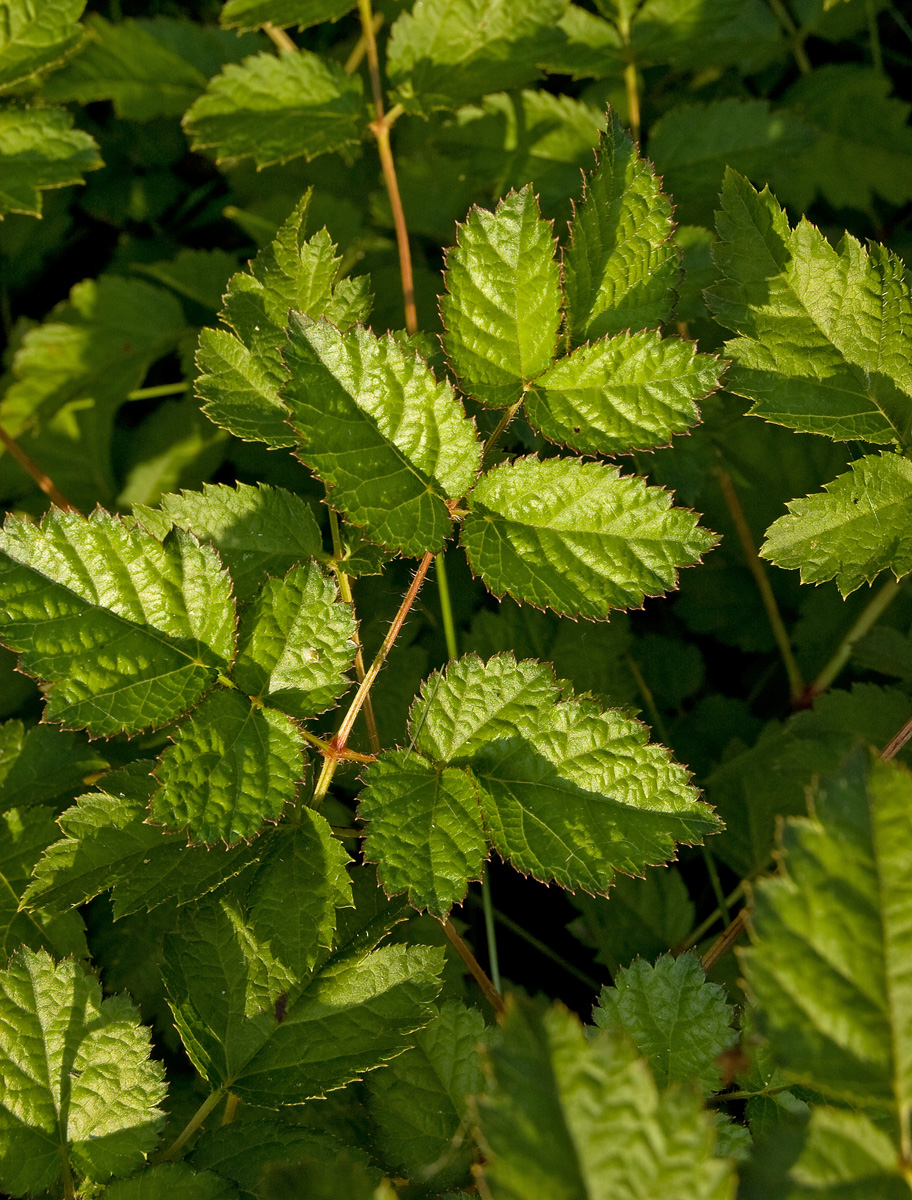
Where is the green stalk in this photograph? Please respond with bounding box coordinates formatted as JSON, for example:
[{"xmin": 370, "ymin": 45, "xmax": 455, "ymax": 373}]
[
  {"xmin": 481, "ymin": 871, "xmax": 502, "ymax": 993},
  {"xmin": 435, "ymin": 552, "xmax": 459, "ymax": 662},
  {"xmin": 809, "ymin": 575, "xmax": 903, "ymax": 699},
  {"xmin": 159, "ymin": 1087, "xmax": 225, "ymax": 1161},
  {"xmin": 126, "ymin": 382, "xmax": 189, "ymax": 401},
  {"xmin": 474, "ymin": 898, "xmax": 599, "ymax": 992},
  {"xmin": 766, "ymin": 0, "xmax": 812, "ymax": 73},
  {"xmin": 702, "ymin": 848, "xmax": 730, "ymax": 928}
]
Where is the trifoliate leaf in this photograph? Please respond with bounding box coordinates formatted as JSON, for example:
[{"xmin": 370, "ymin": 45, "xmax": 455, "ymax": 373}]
[
  {"xmin": 0, "ymin": 0, "xmax": 85, "ymax": 91},
  {"xmin": 761, "ymin": 453, "xmax": 912, "ymax": 595},
  {"xmin": 359, "ymin": 751, "xmax": 485, "ymax": 917},
  {"xmin": 191, "ymin": 1122, "xmax": 364, "ymax": 1194},
  {"xmin": 366, "ymin": 999, "xmax": 485, "ymax": 1188},
  {"xmin": 101, "ymin": 1162, "xmax": 240, "ymax": 1200},
  {"xmin": 0, "ymin": 105, "xmax": 102, "ymax": 218},
  {"xmin": 563, "ymin": 112, "xmax": 678, "ymax": 344},
  {"xmin": 707, "ymin": 172, "xmax": 912, "ymax": 445},
  {"xmin": 593, "ymin": 952, "xmax": 736, "ymax": 1093},
  {"xmin": 152, "ymin": 687, "xmax": 305, "ymax": 845},
  {"xmin": 0, "ymin": 720, "xmax": 106, "ymax": 812},
  {"xmin": 0, "ymin": 510, "xmax": 235, "ymax": 736},
  {"xmin": 441, "ymin": 186, "xmax": 562, "ymax": 409},
  {"xmin": 283, "ymin": 315, "xmax": 481, "ymax": 555},
  {"xmin": 525, "ymin": 329, "xmax": 721, "ymax": 454},
  {"xmin": 477, "ymin": 997, "xmax": 735, "ymax": 1200},
  {"xmin": 183, "ymin": 50, "xmax": 366, "ymax": 168},
  {"xmin": 387, "ymin": 0, "xmax": 567, "ymax": 116},
  {"xmin": 461, "ymin": 457, "xmax": 716, "ymax": 619},
  {"xmin": 220, "ymin": 0, "xmax": 356, "ymax": 31},
  {"xmin": 0, "ymin": 948, "xmax": 166, "ymax": 1196}
]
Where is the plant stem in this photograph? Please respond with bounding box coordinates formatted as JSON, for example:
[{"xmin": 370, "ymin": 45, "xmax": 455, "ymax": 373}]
[
  {"xmin": 0, "ymin": 425, "xmax": 76, "ymax": 511},
  {"xmin": 881, "ymin": 712, "xmax": 912, "ymax": 761},
  {"xmin": 623, "ymin": 652, "xmax": 670, "ymax": 744},
  {"xmin": 344, "ymin": 11, "xmax": 383, "ymax": 74},
  {"xmin": 263, "ymin": 20, "xmax": 296, "ymax": 52},
  {"xmin": 676, "ymin": 879, "xmax": 750, "ymax": 953},
  {"xmin": 358, "ymin": 0, "xmax": 417, "ymax": 334},
  {"xmin": 809, "ymin": 575, "xmax": 902, "ymax": 699},
  {"xmin": 480, "ymin": 871, "xmax": 501, "ymax": 992},
  {"xmin": 702, "ymin": 848, "xmax": 730, "ymax": 927},
  {"xmin": 766, "ymin": 0, "xmax": 812, "ymax": 73},
  {"xmin": 715, "ymin": 466, "xmax": 804, "ymax": 704},
  {"xmin": 221, "ymin": 1092, "xmax": 239, "ymax": 1125},
  {"xmin": 700, "ymin": 906, "xmax": 749, "ymax": 973},
  {"xmin": 866, "ymin": 0, "xmax": 883, "ymax": 71},
  {"xmin": 440, "ymin": 916, "xmax": 505, "ymax": 1014},
  {"xmin": 623, "ymin": 60, "xmax": 641, "ymax": 143},
  {"xmin": 435, "ymin": 552, "xmax": 459, "ymax": 661},
  {"xmin": 160, "ymin": 1087, "xmax": 225, "ymax": 1161},
  {"xmin": 483, "ymin": 398, "xmax": 524, "ymax": 461},
  {"xmin": 60, "ymin": 1153, "xmax": 76, "ymax": 1200},
  {"xmin": 473, "ymin": 897, "xmax": 599, "ymax": 991},
  {"xmin": 328, "ymin": 506, "xmax": 380, "ymax": 753},
  {"xmin": 126, "ymin": 381, "xmax": 189, "ymax": 401}
]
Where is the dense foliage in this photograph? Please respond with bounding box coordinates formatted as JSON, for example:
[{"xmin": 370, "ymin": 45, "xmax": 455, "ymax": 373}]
[{"xmin": 1, "ymin": 0, "xmax": 912, "ymax": 1196}]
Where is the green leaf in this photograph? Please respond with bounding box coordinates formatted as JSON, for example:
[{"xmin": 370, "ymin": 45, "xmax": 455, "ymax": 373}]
[
  {"xmin": 706, "ymin": 172, "xmax": 912, "ymax": 446},
  {"xmin": 101, "ymin": 1162, "xmax": 240, "ymax": 1200},
  {"xmin": 0, "ymin": 105, "xmax": 102, "ymax": 218},
  {"xmin": 538, "ymin": 5, "xmax": 623, "ymax": 79},
  {"xmin": 761, "ymin": 453, "xmax": 912, "ymax": 595},
  {"xmin": 441, "ymin": 186, "xmax": 562, "ymax": 408},
  {"xmin": 0, "ymin": 510, "xmax": 235, "ymax": 736},
  {"xmin": 477, "ymin": 997, "xmax": 735, "ymax": 1200},
  {"xmin": 0, "ymin": 0, "xmax": 85, "ymax": 91},
  {"xmin": 191, "ymin": 1121, "xmax": 364, "ymax": 1193},
  {"xmin": 152, "ymin": 687, "xmax": 305, "ymax": 845},
  {"xmin": 359, "ymin": 751, "xmax": 485, "ymax": 917},
  {"xmin": 283, "ymin": 315, "xmax": 481, "ymax": 555},
  {"xmin": 524, "ymin": 329, "xmax": 722, "ymax": 454},
  {"xmin": 183, "ymin": 50, "xmax": 366, "ymax": 168},
  {"xmin": 461, "ymin": 457, "xmax": 716, "ymax": 619},
  {"xmin": 220, "ymin": 0, "xmax": 357, "ymax": 32},
  {"xmin": 387, "ymin": 0, "xmax": 567, "ymax": 116},
  {"xmin": 593, "ymin": 951, "xmax": 736, "ymax": 1093},
  {"xmin": 134, "ymin": 248, "xmax": 240, "ymax": 314},
  {"xmin": 563, "ymin": 112, "xmax": 678, "ymax": 344},
  {"xmin": 629, "ymin": 0, "xmax": 778, "ymax": 69},
  {"xmin": 0, "ymin": 948, "xmax": 166, "ymax": 1196},
  {"xmin": 0, "ymin": 720, "xmax": 107, "ymax": 812},
  {"xmin": 366, "ymin": 999, "xmax": 485, "ymax": 1188}
]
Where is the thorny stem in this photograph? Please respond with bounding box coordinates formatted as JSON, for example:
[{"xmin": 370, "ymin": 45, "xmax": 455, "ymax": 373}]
[
  {"xmin": 263, "ymin": 20, "xmax": 296, "ymax": 52},
  {"xmin": 701, "ymin": 906, "xmax": 749, "ymax": 973},
  {"xmin": 328, "ymin": 506, "xmax": 380, "ymax": 753},
  {"xmin": 715, "ymin": 465, "xmax": 804, "ymax": 705},
  {"xmin": 0, "ymin": 425, "xmax": 76, "ymax": 511},
  {"xmin": 766, "ymin": 0, "xmax": 812, "ymax": 74},
  {"xmin": 344, "ymin": 11, "xmax": 384, "ymax": 74},
  {"xmin": 159, "ymin": 1087, "xmax": 225, "ymax": 1161},
  {"xmin": 480, "ymin": 872, "xmax": 502, "ymax": 992},
  {"xmin": 808, "ymin": 575, "xmax": 903, "ymax": 700},
  {"xmin": 483, "ymin": 398, "xmax": 524, "ymax": 462},
  {"xmin": 440, "ymin": 917, "xmax": 505, "ymax": 1014}
]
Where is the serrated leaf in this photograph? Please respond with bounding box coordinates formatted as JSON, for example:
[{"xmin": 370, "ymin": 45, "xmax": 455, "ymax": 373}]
[
  {"xmin": 366, "ymin": 999, "xmax": 485, "ymax": 1188},
  {"xmin": 0, "ymin": 510, "xmax": 235, "ymax": 736},
  {"xmin": 761, "ymin": 453, "xmax": 912, "ymax": 595},
  {"xmin": 441, "ymin": 186, "xmax": 562, "ymax": 408},
  {"xmin": 0, "ymin": 948, "xmax": 166, "ymax": 1196},
  {"xmin": 593, "ymin": 951, "xmax": 736, "ymax": 1093},
  {"xmin": 0, "ymin": 0, "xmax": 85, "ymax": 91},
  {"xmin": 152, "ymin": 687, "xmax": 305, "ymax": 845},
  {"xmin": 525, "ymin": 329, "xmax": 721, "ymax": 454},
  {"xmin": 359, "ymin": 751, "xmax": 485, "ymax": 917},
  {"xmin": 283, "ymin": 315, "xmax": 481, "ymax": 555},
  {"xmin": 387, "ymin": 0, "xmax": 567, "ymax": 116},
  {"xmin": 0, "ymin": 720, "xmax": 107, "ymax": 812},
  {"xmin": 477, "ymin": 997, "xmax": 735, "ymax": 1200},
  {"xmin": 183, "ymin": 50, "xmax": 366, "ymax": 168},
  {"xmin": 630, "ymin": 0, "xmax": 776, "ymax": 68},
  {"xmin": 538, "ymin": 5, "xmax": 623, "ymax": 79},
  {"xmin": 461, "ymin": 457, "xmax": 716, "ymax": 619},
  {"xmin": 707, "ymin": 172, "xmax": 912, "ymax": 445},
  {"xmin": 0, "ymin": 105, "xmax": 102, "ymax": 218},
  {"xmin": 101, "ymin": 1162, "xmax": 240, "ymax": 1200},
  {"xmin": 220, "ymin": 0, "xmax": 356, "ymax": 31},
  {"xmin": 563, "ymin": 112, "xmax": 678, "ymax": 344}
]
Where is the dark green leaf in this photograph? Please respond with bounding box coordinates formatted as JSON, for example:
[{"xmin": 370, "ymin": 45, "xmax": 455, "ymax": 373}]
[{"xmin": 0, "ymin": 105, "xmax": 102, "ymax": 218}]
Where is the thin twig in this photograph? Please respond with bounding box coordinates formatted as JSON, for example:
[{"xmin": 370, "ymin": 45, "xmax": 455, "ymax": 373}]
[
  {"xmin": 470, "ymin": 897, "xmax": 599, "ymax": 992},
  {"xmin": 881, "ymin": 713, "xmax": 912, "ymax": 761},
  {"xmin": 808, "ymin": 575, "xmax": 902, "ymax": 700},
  {"xmin": 126, "ymin": 381, "xmax": 189, "ymax": 401},
  {"xmin": 344, "ymin": 11, "xmax": 384, "ymax": 74},
  {"xmin": 480, "ymin": 872, "xmax": 501, "ymax": 992},
  {"xmin": 263, "ymin": 20, "xmax": 296, "ymax": 52},
  {"xmin": 0, "ymin": 425, "xmax": 76, "ymax": 511},
  {"xmin": 700, "ymin": 906, "xmax": 749, "ymax": 973},
  {"xmin": 766, "ymin": 0, "xmax": 812, "ymax": 73},
  {"xmin": 440, "ymin": 917, "xmax": 505, "ymax": 1014},
  {"xmin": 328, "ymin": 506, "xmax": 380, "ymax": 753},
  {"xmin": 435, "ymin": 552, "xmax": 460, "ymax": 662}
]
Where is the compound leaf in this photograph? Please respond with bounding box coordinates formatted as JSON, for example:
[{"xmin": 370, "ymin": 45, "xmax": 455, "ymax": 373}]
[
  {"xmin": 0, "ymin": 105, "xmax": 102, "ymax": 218},
  {"xmin": 441, "ymin": 186, "xmax": 562, "ymax": 408},
  {"xmin": 183, "ymin": 50, "xmax": 366, "ymax": 168},
  {"xmin": 761, "ymin": 453, "xmax": 912, "ymax": 595},
  {"xmin": 0, "ymin": 0, "xmax": 85, "ymax": 91},
  {"xmin": 283, "ymin": 315, "xmax": 481, "ymax": 555},
  {"xmin": 461, "ymin": 457, "xmax": 716, "ymax": 619},
  {"xmin": 220, "ymin": 0, "xmax": 356, "ymax": 31},
  {"xmin": 525, "ymin": 329, "xmax": 722, "ymax": 455},
  {"xmin": 0, "ymin": 948, "xmax": 165, "ymax": 1196},
  {"xmin": 0, "ymin": 510, "xmax": 235, "ymax": 736}
]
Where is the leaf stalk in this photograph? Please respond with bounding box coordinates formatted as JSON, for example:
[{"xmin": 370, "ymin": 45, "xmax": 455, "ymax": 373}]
[{"xmin": 808, "ymin": 574, "xmax": 903, "ymax": 701}]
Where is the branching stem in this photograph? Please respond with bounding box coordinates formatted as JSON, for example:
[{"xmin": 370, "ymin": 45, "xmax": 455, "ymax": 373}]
[
  {"xmin": 766, "ymin": 0, "xmax": 812, "ymax": 73},
  {"xmin": 344, "ymin": 11, "xmax": 384, "ymax": 74},
  {"xmin": 808, "ymin": 575, "xmax": 903, "ymax": 701},
  {"xmin": 0, "ymin": 425, "xmax": 76, "ymax": 512}
]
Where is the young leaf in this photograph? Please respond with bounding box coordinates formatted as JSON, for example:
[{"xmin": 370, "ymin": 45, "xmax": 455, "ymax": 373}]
[
  {"xmin": 593, "ymin": 951, "xmax": 737, "ymax": 1094},
  {"xmin": 761, "ymin": 453, "xmax": 912, "ymax": 595},
  {"xmin": 101, "ymin": 1161, "xmax": 240, "ymax": 1200},
  {"xmin": 476, "ymin": 997, "xmax": 735, "ymax": 1199},
  {"xmin": 152, "ymin": 687, "xmax": 305, "ymax": 845},
  {"xmin": 358, "ymin": 751, "xmax": 485, "ymax": 917},
  {"xmin": 524, "ymin": 329, "xmax": 721, "ymax": 454},
  {"xmin": 0, "ymin": 0, "xmax": 85, "ymax": 91},
  {"xmin": 283, "ymin": 315, "xmax": 481, "ymax": 555},
  {"xmin": 0, "ymin": 510, "xmax": 235, "ymax": 736},
  {"xmin": 461, "ymin": 457, "xmax": 716, "ymax": 619},
  {"xmin": 563, "ymin": 112, "xmax": 678, "ymax": 344},
  {"xmin": 707, "ymin": 171, "xmax": 912, "ymax": 446},
  {"xmin": 183, "ymin": 50, "xmax": 366, "ymax": 168},
  {"xmin": 441, "ymin": 186, "xmax": 562, "ymax": 408},
  {"xmin": 220, "ymin": 0, "xmax": 357, "ymax": 32},
  {"xmin": 0, "ymin": 106, "xmax": 102, "ymax": 218},
  {"xmin": 0, "ymin": 948, "xmax": 166, "ymax": 1196}
]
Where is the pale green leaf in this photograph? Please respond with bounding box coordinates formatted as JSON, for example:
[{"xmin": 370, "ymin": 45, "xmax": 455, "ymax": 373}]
[
  {"xmin": 220, "ymin": 0, "xmax": 356, "ymax": 31},
  {"xmin": 461, "ymin": 457, "xmax": 716, "ymax": 619},
  {"xmin": 0, "ymin": 0, "xmax": 84, "ymax": 90},
  {"xmin": 593, "ymin": 951, "xmax": 736, "ymax": 1093},
  {"xmin": 283, "ymin": 315, "xmax": 481, "ymax": 555},
  {"xmin": 563, "ymin": 112, "xmax": 678, "ymax": 344},
  {"xmin": 441, "ymin": 186, "xmax": 562, "ymax": 408},
  {"xmin": 152, "ymin": 687, "xmax": 305, "ymax": 845},
  {"xmin": 525, "ymin": 329, "xmax": 721, "ymax": 454},
  {"xmin": 0, "ymin": 510, "xmax": 235, "ymax": 736},
  {"xmin": 366, "ymin": 999, "xmax": 485, "ymax": 1188},
  {"xmin": 101, "ymin": 1162, "xmax": 240, "ymax": 1200},
  {"xmin": 0, "ymin": 105, "xmax": 102, "ymax": 218},
  {"xmin": 359, "ymin": 751, "xmax": 485, "ymax": 917},
  {"xmin": 183, "ymin": 50, "xmax": 366, "ymax": 168},
  {"xmin": 707, "ymin": 172, "xmax": 912, "ymax": 445},
  {"xmin": 477, "ymin": 997, "xmax": 736, "ymax": 1200},
  {"xmin": 0, "ymin": 948, "xmax": 166, "ymax": 1196},
  {"xmin": 387, "ymin": 0, "xmax": 567, "ymax": 116},
  {"xmin": 0, "ymin": 720, "xmax": 106, "ymax": 812},
  {"xmin": 761, "ymin": 453, "xmax": 912, "ymax": 595}
]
